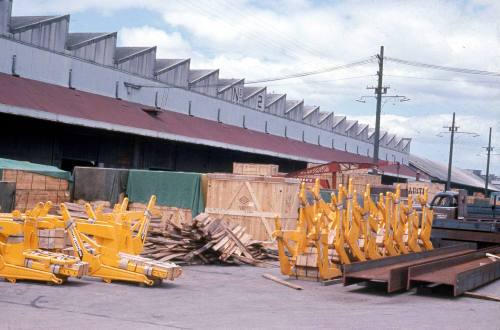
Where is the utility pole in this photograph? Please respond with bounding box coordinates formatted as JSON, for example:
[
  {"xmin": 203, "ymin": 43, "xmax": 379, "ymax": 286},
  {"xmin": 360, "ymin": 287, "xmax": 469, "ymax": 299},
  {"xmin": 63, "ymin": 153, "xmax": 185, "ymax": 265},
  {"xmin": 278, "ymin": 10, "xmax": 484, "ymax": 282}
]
[
  {"xmin": 484, "ymin": 127, "xmax": 493, "ymax": 196},
  {"xmin": 446, "ymin": 112, "xmax": 457, "ymax": 191},
  {"xmin": 372, "ymin": 46, "xmax": 385, "ymax": 164}
]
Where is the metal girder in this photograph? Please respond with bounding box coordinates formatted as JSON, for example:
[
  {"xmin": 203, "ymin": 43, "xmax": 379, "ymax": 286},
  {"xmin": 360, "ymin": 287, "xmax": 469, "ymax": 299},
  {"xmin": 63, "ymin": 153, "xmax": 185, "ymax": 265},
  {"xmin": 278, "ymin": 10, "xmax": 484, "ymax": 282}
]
[
  {"xmin": 433, "ymin": 218, "xmax": 500, "ymax": 233},
  {"xmin": 408, "ymin": 246, "xmax": 500, "ymax": 296},
  {"xmin": 432, "ymin": 228, "xmax": 500, "ymax": 244},
  {"xmin": 343, "ymin": 243, "xmax": 476, "ymax": 292}
]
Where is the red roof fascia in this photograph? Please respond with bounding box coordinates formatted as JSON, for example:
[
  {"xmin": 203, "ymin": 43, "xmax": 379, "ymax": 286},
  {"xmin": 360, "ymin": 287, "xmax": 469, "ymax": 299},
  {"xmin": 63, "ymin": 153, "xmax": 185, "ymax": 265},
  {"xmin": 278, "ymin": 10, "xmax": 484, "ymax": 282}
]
[{"xmin": 0, "ymin": 73, "xmax": 374, "ymax": 163}]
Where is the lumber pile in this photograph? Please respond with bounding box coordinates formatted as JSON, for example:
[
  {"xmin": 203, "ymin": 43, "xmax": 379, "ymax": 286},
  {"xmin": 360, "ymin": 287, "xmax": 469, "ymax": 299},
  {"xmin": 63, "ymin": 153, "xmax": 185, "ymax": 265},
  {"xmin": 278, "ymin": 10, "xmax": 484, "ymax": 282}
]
[
  {"xmin": 142, "ymin": 213, "xmax": 277, "ymax": 266},
  {"xmin": 128, "ymin": 202, "xmax": 192, "ymax": 228},
  {"xmin": 57, "ymin": 201, "xmax": 112, "ymax": 218},
  {"xmin": 2, "ymin": 170, "xmax": 70, "ymax": 211}
]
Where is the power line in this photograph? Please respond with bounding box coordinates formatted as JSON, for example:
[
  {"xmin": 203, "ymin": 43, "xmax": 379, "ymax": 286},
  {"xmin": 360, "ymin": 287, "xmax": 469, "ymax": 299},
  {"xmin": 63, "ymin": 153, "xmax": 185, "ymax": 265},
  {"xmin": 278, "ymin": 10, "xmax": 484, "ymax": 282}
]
[
  {"xmin": 385, "ymin": 57, "xmax": 500, "ymax": 77},
  {"xmin": 263, "ymin": 74, "xmax": 376, "ymax": 87},
  {"xmin": 245, "ymin": 57, "xmax": 376, "ymax": 84},
  {"xmin": 127, "ymin": 59, "xmax": 375, "ymax": 90},
  {"xmin": 385, "ymin": 74, "xmax": 500, "ymax": 86}
]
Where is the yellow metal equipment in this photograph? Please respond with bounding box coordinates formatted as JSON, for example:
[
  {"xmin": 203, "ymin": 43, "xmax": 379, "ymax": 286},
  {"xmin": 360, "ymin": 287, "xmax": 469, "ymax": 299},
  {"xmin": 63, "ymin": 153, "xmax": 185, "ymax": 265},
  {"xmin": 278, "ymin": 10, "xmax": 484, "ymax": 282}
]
[
  {"xmin": 418, "ymin": 188, "xmax": 434, "ymax": 250},
  {"xmin": 274, "ymin": 178, "xmax": 435, "ymax": 281},
  {"xmin": 0, "ymin": 207, "xmax": 88, "ymax": 284},
  {"xmin": 82, "ymin": 196, "xmax": 155, "ymax": 255},
  {"xmin": 34, "ymin": 203, "xmax": 182, "ymax": 286}
]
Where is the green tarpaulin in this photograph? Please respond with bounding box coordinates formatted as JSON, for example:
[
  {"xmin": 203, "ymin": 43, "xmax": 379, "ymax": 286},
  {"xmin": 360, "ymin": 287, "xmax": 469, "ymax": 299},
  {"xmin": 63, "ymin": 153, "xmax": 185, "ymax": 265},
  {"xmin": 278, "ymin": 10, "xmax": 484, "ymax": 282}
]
[
  {"xmin": 0, "ymin": 158, "xmax": 71, "ymax": 181},
  {"xmin": 126, "ymin": 170, "xmax": 204, "ymax": 217}
]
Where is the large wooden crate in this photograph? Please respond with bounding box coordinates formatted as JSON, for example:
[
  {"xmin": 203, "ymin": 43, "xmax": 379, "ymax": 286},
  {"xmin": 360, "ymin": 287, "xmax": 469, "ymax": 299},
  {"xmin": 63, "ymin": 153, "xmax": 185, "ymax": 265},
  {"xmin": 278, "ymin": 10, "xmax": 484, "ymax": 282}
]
[
  {"xmin": 205, "ymin": 173, "xmax": 300, "ymax": 241},
  {"xmin": 232, "ymin": 163, "xmax": 279, "ymax": 176},
  {"xmin": 1, "ymin": 169, "xmax": 70, "ymax": 211}
]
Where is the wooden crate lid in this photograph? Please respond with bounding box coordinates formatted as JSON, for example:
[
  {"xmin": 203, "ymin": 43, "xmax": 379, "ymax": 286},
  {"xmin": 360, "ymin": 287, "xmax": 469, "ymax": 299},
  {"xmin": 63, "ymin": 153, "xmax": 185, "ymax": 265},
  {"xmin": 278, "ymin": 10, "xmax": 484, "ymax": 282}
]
[{"xmin": 207, "ymin": 173, "xmax": 300, "ymax": 184}]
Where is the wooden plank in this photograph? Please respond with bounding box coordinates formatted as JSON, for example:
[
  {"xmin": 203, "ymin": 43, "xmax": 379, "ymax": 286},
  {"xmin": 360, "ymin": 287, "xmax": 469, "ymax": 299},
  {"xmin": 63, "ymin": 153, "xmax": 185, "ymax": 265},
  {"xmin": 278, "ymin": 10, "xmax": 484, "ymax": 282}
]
[
  {"xmin": 463, "ymin": 291, "xmax": 500, "ymax": 302},
  {"xmin": 262, "ymin": 274, "xmax": 303, "ymax": 290},
  {"xmin": 244, "ymin": 181, "xmax": 273, "ymax": 240},
  {"xmin": 205, "ymin": 208, "xmax": 284, "ymax": 219}
]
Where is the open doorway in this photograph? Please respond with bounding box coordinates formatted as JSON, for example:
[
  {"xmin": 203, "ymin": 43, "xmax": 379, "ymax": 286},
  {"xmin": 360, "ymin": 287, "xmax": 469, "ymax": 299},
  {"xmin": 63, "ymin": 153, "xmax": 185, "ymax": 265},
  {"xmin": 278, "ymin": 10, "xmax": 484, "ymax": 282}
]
[{"xmin": 60, "ymin": 158, "xmax": 95, "ymax": 172}]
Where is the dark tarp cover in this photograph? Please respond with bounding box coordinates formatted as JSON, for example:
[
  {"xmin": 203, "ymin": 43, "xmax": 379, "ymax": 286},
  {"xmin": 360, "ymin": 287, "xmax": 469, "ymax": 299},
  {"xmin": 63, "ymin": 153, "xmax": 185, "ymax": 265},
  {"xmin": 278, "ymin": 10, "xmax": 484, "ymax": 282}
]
[
  {"xmin": 73, "ymin": 167, "xmax": 129, "ymax": 206},
  {"xmin": 0, "ymin": 157, "xmax": 71, "ymax": 180},
  {"xmin": 126, "ymin": 170, "xmax": 204, "ymax": 217}
]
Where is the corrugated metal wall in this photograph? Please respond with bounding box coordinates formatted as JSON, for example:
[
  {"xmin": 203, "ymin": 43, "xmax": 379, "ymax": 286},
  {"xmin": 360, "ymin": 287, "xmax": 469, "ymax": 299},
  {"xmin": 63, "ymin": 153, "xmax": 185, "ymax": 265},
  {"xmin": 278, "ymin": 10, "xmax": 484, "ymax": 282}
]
[
  {"xmin": 156, "ymin": 60, "xmax": 190, "ymax": 87},
  {"xmin": 218, "ymin": 81, "xmax": 244, "ymax": 103},
  {"xmin": 12, "ymin": 17, "xmax": 69, "ymax": 52},
  {"xmin": 190, "ymin": 71, "xmax": 219, "ymax": 96},
  {"xmin": 266, "ymin": 95, "xmax": 286, "ymax": 116},
  {"xmin": 117, "ymin": 48, "xmax": 156, "ymax": 78},
  {"xmin": 244, "ymin": 88, "xmax": 266, "ymax": 111},
  {"xmin": 69, "ymin": 34, "xmax": 116, "ymax": 66},
  {"xmin": 302, "ymin": 107, "xmax": 320, "ymax": 125}
]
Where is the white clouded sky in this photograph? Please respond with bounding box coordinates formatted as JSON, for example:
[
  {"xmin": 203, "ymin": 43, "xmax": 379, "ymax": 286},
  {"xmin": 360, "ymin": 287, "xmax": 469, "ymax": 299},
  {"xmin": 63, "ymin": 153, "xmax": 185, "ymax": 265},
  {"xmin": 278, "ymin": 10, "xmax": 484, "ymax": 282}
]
[{"xmin": 11, "ymin": 0, "xmax": 500, "ymax": 174}]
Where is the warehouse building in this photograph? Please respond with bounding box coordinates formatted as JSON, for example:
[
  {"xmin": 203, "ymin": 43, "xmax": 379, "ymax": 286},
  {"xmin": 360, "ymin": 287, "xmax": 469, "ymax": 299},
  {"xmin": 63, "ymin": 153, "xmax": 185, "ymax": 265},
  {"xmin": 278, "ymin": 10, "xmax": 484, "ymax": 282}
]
[{"xmin": 0, "ymin": 0, "xmax": 410, "ymax": 172}]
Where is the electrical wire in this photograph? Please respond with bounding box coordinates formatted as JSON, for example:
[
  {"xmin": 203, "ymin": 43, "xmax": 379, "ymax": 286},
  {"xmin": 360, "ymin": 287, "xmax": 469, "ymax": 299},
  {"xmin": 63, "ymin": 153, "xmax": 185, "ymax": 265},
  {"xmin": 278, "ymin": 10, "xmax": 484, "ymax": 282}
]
[
  {"xmin": 385, "ymin": 57, "xmax": 500, "ymax": 77},
  {"xmin": 131, "ymin": 57, "xmax": 376, "ymax": 89},
  {"xmin": 385, "ymin": 74, "xmax": 500, "ymax": 85},
  {"xmin": 245, "ymin": 57, "xmax": 377, "ymax": 84}
]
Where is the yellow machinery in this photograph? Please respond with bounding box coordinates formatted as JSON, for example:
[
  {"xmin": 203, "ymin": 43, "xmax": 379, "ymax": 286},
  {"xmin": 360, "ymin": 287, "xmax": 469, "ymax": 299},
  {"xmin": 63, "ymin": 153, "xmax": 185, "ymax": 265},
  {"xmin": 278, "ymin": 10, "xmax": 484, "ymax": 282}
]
[
  {"xmin": 82, "ymin": 196, "xmax": 154, "ymax": 255},
  {"xmin": 274, "ymin": 178, "xmax": 435, "ymax": 281},
  {"xmin": 32, "ymin": 203, "xmax": 182, "ymax": 286},
  {"xmin": 393, "ymin": 185, "xmax": 409, "ymax": 254},
  {"xmin": 0, "ymin": 206, "xmax": 88, "ymax": 284},
  {"xmin": 418, "ymin": 188, "xmax": 434, "ymax": 250},
  {"xmin": 358, "ymin": 185, "xmax": 382, "ymax": 260}
]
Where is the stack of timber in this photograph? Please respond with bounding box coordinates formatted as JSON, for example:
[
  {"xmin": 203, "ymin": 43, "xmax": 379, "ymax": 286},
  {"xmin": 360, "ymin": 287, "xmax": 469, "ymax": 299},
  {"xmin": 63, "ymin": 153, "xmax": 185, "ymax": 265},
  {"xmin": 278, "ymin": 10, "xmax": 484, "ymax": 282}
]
[
  {"xmin": 142, "ymin": 213, "xmax": 276, "ymax": 266},
  {"xmin": 233, "ymin": 162, "xmax": 279, "ymax": 176},
  {"xmin": 205, "ymin": 173, "xmax": 300, "ymax": 241},
  {"xmin": 38, "ymin": 228, "xmax": 66, "ymax": 250},
  {"xmin": 129, "ymin": 202, "xmax": 192, "ymax": 229},
  {"xmin": 2, "ymin": 170, "xmax": 70, "ymax": 211}
]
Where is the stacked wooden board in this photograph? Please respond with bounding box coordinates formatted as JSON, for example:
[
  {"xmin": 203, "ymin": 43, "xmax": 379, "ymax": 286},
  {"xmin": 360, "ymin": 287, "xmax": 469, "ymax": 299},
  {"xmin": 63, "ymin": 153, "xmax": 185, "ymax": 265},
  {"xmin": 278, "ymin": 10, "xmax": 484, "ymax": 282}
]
[
  {"xmin": 142, "ymin": 213, "xmax": 276, "ymax": 266},
  {"xmin": 38, "ymin": 228, "xmax": 66, "ymax": 250},
  {"xmin": 205, "ymin": 173, "xmax": 300, "ymax": 241},
  {"xmin": 2, "ymin": 170, "xmax": 70, "ymax": 211},
  {"xmin": 129, "ymin": 202, "xmax": 192, "ymax": 228}
]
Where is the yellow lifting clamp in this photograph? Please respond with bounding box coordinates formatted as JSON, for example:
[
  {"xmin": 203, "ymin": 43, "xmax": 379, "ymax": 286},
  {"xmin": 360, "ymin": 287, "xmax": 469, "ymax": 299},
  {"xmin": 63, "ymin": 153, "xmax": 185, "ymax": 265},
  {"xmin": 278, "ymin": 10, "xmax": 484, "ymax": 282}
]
[
  {"xmin": 0, "ymin": 209, "xmax": 88, "ymax": 285},
  {"xmin": 418, "ymin": 188, "xmax": 434, "ymax": 250},
  {"xmin": 359, "ymin": 185, "xmax": 382, "ymax": 260},
  {"xmin": 381, "ymin": 192, "xmax": 399, "ymax": 257},
  {"xmin": 405, "ymin": 195, "xmax": 422, "ymax": 253},
  {"xmin": 33, "ymin": 203, "xmax": 181, "ymax": 286},
  {"xmin": 311, "ymin": 179, "xmax": 343, "ymax": 279},
  {"xmin": 345, "ymin": 180, "xmax": 366, "ymax": 262},
  {"xmin": 392, "ymin": 185, "xmax": 409, "ymax": 254},
  {"xmin": 83, "ymin": 196, "xmax": 156, "ymax": 255},
  {"xmin": 332, "ymin": 184, "xmax": 352, "ymax": 265},
  {"xmin": 274, "ymin": 178, "xmax": 434, "ymax": 282}
]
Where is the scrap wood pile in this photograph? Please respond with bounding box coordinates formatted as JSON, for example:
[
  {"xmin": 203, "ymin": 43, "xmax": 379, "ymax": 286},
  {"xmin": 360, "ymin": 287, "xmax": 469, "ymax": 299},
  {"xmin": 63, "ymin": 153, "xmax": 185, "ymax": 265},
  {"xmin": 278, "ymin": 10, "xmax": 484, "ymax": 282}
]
[{"xmin": 142, "ymin": 213, "xmax": 278, "ymax": 266}]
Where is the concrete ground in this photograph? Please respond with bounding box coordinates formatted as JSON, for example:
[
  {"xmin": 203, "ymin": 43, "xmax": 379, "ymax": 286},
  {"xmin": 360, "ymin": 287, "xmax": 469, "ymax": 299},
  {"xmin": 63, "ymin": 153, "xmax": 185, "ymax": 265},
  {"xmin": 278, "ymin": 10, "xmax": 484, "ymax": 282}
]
[{"xmin": 1, "ymin": 264, "xmax": 499, "ymax": 330}]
